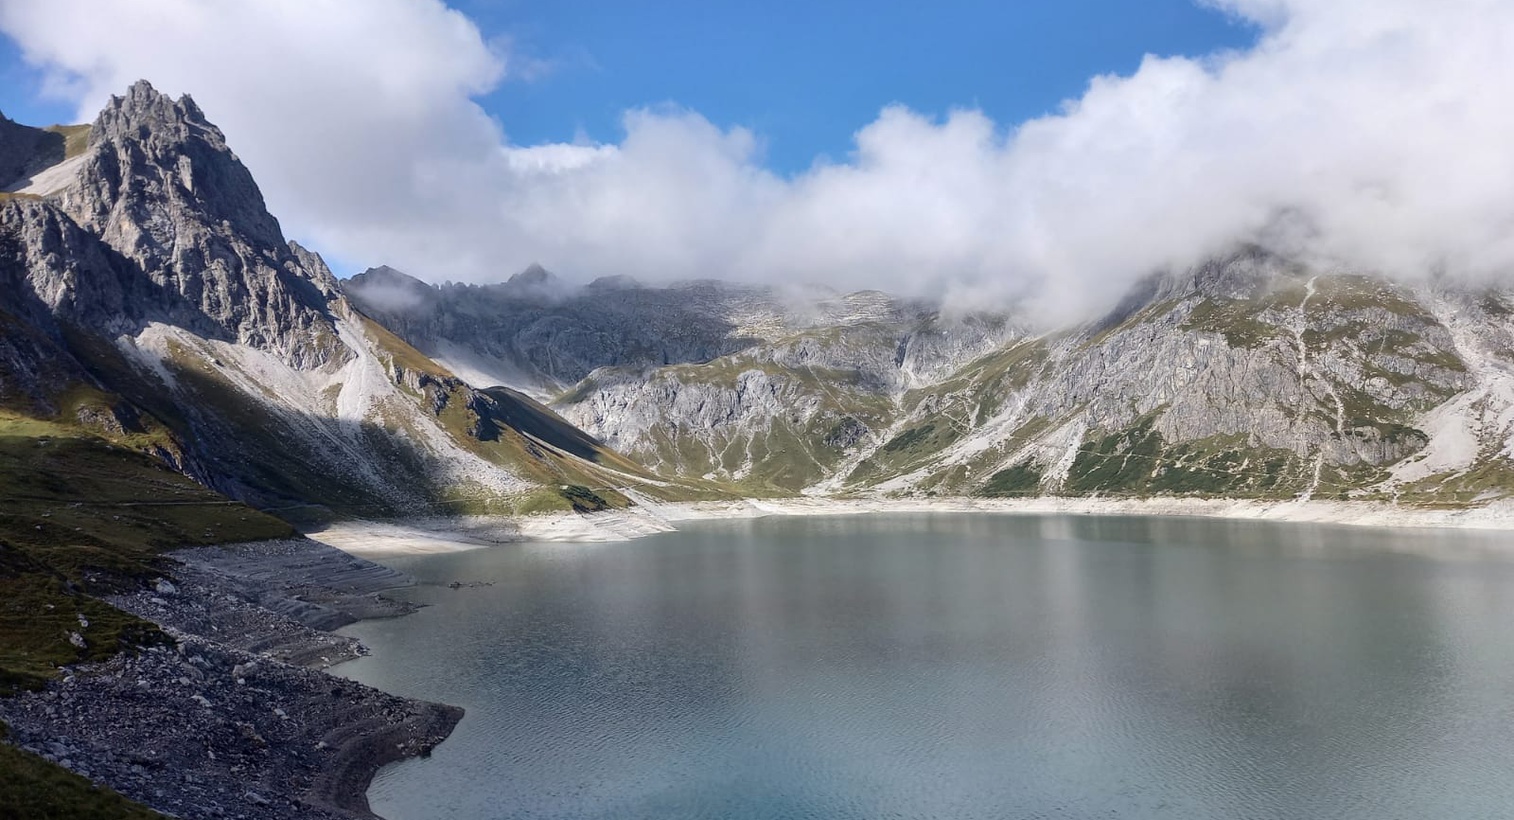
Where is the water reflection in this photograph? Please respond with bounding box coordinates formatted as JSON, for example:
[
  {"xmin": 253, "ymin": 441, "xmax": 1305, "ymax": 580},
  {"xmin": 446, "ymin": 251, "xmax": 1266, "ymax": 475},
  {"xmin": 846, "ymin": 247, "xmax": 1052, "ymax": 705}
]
[{"xmin": 341, "ymin": 514, "xmax": 1514, "ymax": 820}]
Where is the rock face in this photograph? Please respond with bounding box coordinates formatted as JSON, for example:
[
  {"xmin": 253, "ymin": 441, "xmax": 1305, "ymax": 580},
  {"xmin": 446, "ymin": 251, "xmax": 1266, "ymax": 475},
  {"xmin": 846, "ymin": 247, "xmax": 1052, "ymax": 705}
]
[
  {"xmin": 357, "ymin": 249, "xmax": 1514, "ymax": 505},
  {"xmin": 0, "ymin": 81, "xmax": 661, "ymax": 520},
  {"xmin": 52, "ymin": 82, "xmax": 343, "ymax": 368},
  {"xmin": 343, "ymin": 266, "xmax": 953, "ymax": 397}
]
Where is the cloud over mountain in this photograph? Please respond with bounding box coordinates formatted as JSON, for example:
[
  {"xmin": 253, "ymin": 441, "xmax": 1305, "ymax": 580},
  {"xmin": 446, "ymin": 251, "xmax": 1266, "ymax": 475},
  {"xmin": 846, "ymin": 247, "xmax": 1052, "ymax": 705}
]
[{"xmin": 3, "ymin": 0, "xmax": 1512, "ymax": 320}]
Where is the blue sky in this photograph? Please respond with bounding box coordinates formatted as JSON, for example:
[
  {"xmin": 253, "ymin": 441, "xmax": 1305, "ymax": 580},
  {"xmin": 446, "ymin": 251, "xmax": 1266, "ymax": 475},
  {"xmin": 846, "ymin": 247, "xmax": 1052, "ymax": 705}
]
[
  {"xmin": 451, "ymin": 0, "xmax": 1255, "ymax": 172},
  {"xmin": 2, "ymin": 1, "xmax": 1254, "ymax": 174}
]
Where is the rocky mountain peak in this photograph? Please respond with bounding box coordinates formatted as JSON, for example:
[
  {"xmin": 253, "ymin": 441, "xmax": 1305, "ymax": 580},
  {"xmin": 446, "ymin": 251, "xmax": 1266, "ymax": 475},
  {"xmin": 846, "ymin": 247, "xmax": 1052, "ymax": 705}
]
[
  {"xmin": 513, "ymin": 262, "xmax": 550, "ymax": 280},
  {"xmin": 72, "ymin": 79, "xmax": 283, "ymax": 249},
  {"xmin": 96, "ymin": 80, "xmax": 208, "ymax": 133},
  {"xmin": 493, "ymin": 262, "xmax": 564, "ymax": 303},
  {"xmin": 287, "ymin": 240, "xmax": 342, "ymax": 297},
  {"xmin": 1, "ymin": 79, "xmax": 662, "ymax": 523},
  {"xmin": 0, "ymin": 80, "xmax": 349, "ymax": 369}
]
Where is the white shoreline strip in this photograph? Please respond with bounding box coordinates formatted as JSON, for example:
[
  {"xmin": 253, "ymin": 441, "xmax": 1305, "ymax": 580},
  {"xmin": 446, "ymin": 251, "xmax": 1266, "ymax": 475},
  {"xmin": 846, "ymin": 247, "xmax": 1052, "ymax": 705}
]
[{"xmin": 309, "ymin": 496, "xmax": 1514, "ymax": 556}]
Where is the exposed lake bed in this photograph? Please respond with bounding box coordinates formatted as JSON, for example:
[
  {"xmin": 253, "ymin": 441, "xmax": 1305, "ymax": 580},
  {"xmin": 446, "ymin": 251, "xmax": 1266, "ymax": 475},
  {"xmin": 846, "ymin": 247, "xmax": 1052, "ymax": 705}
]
[
  {"xmin": 339, "ymin": 513, "xmax": 1514, "ymax": 819},
  {"xmin": 0, "ymin": 539, "xmax": 460, "ymax": 820},
  {"xmin": 309, "ymin": 496, "xmax": 1514, "ymax": 560}
]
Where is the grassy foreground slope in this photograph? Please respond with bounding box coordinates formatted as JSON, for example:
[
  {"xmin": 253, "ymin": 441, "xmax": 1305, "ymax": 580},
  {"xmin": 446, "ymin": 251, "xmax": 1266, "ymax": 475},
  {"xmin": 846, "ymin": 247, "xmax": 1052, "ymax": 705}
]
[
  {"xmin": 0, "ymin": 413, "xmax": 292, "ymax": 818},
  {"xmin": 0, "ymin": 723, "xmax": 161, "ymax": 819},
  {"xmin": 0, "ymin": 414, "xmax": 293, "ymax": 692}
]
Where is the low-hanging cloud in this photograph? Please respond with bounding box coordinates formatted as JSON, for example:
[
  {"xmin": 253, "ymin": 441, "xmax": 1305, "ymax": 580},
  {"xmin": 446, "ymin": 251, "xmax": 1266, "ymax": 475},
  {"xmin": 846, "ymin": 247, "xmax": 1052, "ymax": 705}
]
[{"xmin": 2, "ymin": 0, "xmax": 1512, "ymax": 322}]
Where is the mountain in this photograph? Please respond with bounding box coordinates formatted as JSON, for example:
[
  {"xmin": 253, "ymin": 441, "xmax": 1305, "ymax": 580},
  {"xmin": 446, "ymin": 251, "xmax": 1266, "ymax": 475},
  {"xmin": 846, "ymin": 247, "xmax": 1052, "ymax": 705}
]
[
  {"xmin": 8, "ymin": 80, "xmax": 1514, "ymax": 518},
  {"xmin": 357, "ymin": 253, "xmax": 1514, "ymax": 507},
  {"xmin": 0, "ymin": 81, "xmax": 684, "ymax": 523},
  {"xmin": 343, "ymin": 265, "xmax": 934, "ymax": 398}
]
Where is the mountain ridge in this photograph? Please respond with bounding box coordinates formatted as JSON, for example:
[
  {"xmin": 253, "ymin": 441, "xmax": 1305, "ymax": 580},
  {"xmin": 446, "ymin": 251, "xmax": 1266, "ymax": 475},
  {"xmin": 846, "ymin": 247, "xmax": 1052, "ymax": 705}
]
[
  {"xmin": 6, "ymin": 79, "xmax": 1514, "ymax": 518},
  {"xmin": 347, "ymin": 251, "xmax": 1514, "ymax": 508},
  {"xmin": 0, "ymin": 80, "xmax": 692, "ymax": 524}
]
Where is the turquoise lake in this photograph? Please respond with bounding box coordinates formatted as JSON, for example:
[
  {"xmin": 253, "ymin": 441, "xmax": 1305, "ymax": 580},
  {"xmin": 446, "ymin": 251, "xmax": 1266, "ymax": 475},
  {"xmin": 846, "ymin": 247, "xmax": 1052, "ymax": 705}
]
[{"xmin": 337, "ymin": 513, "xmax": 1514, "ymax": 819}]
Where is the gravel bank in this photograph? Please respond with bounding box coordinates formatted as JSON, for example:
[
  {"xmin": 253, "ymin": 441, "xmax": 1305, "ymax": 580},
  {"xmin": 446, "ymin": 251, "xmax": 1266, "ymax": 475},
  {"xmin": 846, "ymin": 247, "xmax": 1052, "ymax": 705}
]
[{"xmin": 0, "ymin": 539, "xmax": 462, "ymax": 819}]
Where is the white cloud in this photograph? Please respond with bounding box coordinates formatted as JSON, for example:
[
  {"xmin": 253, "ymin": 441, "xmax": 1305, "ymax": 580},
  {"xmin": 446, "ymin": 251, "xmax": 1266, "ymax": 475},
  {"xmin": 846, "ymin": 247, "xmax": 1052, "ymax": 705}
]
[{"xmin": 3, "ymin": 0, "xmax": 1513, "ymax": 321}]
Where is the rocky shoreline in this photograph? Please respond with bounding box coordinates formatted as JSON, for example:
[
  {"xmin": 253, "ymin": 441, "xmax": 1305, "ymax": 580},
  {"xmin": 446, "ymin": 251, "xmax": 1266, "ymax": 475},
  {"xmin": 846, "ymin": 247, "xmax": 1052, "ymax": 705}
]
[{"xmin": 0, "ymin": 539, "xmax": 461, "ymax": 820}]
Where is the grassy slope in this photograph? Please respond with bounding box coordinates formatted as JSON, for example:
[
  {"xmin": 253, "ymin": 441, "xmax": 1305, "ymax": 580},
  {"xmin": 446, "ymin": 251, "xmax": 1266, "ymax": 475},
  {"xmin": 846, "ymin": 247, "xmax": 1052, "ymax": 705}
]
[
  {"xmin": 843, "ymin": 341, "xmax": 1050, "ymax": 492},
  {"xmin": 0, "ymin": 414, "xmax": 292, "ymax": 690},
  {"xmin": 46, "ymin": 124, "xmax": 90, "ymax": 160},
  {"xmin": 358, "ymin": 314, "xmax": 729, "ymax": 508},
  {"xmin": 0, "ymin": 726, "xmax": 162, "ymax": 820},
  {"xmin": 0, "ymin": 411, "xmax": 290, "ymax": 818}
]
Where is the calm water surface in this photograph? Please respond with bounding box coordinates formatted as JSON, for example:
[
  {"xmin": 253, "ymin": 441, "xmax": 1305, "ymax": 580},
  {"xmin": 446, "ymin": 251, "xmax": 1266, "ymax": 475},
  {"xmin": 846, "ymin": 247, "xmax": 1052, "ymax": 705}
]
[{"xmin": 337, "ymin": 514, "xmax": 1514, "ymax": 819}]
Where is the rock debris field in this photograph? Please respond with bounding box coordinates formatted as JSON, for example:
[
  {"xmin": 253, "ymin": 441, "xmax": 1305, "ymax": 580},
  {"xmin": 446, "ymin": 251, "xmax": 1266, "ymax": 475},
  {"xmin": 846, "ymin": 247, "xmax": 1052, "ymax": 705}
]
[{"xmin": 0, "ymin": 539, "xmax": 461, "ymax": 820}]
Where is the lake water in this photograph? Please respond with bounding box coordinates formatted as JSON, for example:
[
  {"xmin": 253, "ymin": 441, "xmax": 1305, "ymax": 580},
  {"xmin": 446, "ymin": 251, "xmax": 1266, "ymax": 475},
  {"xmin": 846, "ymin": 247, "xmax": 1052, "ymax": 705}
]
[{"xmin": 337, "ymin": 514, "xmax": 1514, "ymax": 820}]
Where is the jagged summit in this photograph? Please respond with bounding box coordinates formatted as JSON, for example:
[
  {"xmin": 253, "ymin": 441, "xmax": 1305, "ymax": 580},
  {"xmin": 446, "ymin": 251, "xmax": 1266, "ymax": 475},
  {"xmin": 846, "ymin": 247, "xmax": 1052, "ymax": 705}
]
[
  {"xmin": 499, "ymin": 262, "xmax": 564, "ymax": 300},
  {"xmin": 357, "ymin": 264, "xmax": 422, "ymax": 282},
  {"xmin": 76, "ymin": 78, "xmax": 283, "ymax": 248},
  {"xmin": 99, "ymin": 79, "xmax": 205, "ymax": 126},
  {"xmin": 1, "ymin": 78, "xmax": 348, "ymax": 368}
]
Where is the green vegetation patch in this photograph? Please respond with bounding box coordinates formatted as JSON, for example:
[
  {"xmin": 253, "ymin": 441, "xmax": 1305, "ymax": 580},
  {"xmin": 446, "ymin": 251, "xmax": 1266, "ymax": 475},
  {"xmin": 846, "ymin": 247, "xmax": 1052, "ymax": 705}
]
[
  {"xmin": 0, "ymin": 726, "xmax": 164, "ymax": 819},
  {"xmin": 976, "ymin": 461, "xmax": 1044, "ymax": 497},
  {"xmin": 844, "ymin": 457, "xmax": 879, "ymax": 486},
  {"xmin": 559, "ymin": 484, "xmax": 615, "ymax": 513},
  {"xmin": 1181, "ymin": 297, "xmax": 1289, "ymax": 349},
  {"xmin": 0, "ymin": 571, "xmax": 167, "ymax": 696},
  {"xmin": 881, "ymin": 424, "xmax": 938, "ymax": 454},
  {"xmin": 1355, "ymin": 329, "xmax": 1468, "ymax": 376},
  {"xmin": 0, "ymin": 411, "xmax": 290, "ymax": 814},
  {"xmin": 45, "ymin": 124, "xmax": 91, "ymax": 160},
  {"xmin": 1311, "ymin": 275, "xmax": 1431, "ymax": 318},
  {"xmin": 358, "ymin": 314, "xmax": 454, "ymax": 377},
  {"xmin": 1063, "ymin": 415, "xmax": 1317, "ymax": 499},
  {"xmin": 0, "ymin": 415, "xmax": 292, "ymax": 691},
  {"xmin": 839, "ymin": 420, "xmax": 966, "ymax": 488},
  {"xmin": 1065, "ymin": 415, "xmax": 1166, "ymax": 495}
]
